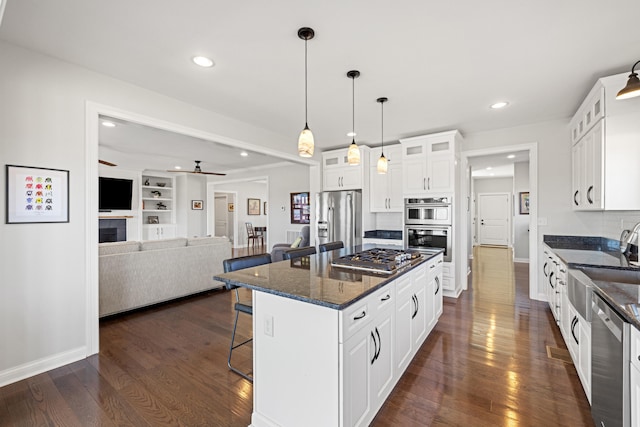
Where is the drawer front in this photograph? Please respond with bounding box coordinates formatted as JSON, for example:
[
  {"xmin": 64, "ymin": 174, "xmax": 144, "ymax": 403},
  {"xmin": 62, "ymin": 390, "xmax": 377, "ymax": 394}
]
[
  {"xmin": 371, "ymin": 284, "xmax": 395, "ymax": 315},
  {"xmin": 340, "ymin": 300, "xmax": 372, "ymax": 343}
]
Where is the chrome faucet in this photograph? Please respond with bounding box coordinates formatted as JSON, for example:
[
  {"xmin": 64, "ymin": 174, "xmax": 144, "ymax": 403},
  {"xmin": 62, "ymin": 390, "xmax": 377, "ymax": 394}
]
[{"xmin": 621, "ymin": 221, "xmax": 640, "ymax": 254}]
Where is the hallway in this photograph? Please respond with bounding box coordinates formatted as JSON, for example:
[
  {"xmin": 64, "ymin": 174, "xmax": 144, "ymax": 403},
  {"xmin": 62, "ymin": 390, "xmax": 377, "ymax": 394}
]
[{"xmin": 373, "ymin": 246, "xmax": 593, "ymax": 425}]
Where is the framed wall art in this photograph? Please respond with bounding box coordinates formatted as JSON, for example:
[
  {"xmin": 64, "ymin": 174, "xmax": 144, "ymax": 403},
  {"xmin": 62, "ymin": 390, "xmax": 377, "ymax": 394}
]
[
  {"xmin": 6, "ymin": 164, "xmax": 69, "ymax": 224},
  {"xmin": 192, "ymin": 200, "xmax": 203, "ymax": 210},
  {"xmin": 248, "ymin": 198, "xmax": 260, "ymax": 215},
  {"xmin": 519, "ymin": 192, "xmax": 530, "ymax": 215},
  {"xmin": 228, "ymin": 203, "xmax": 235, "ymax": 212},
  {"xmin": 290, "ymin": 192, "xmax": 310, "ymax": 224}
]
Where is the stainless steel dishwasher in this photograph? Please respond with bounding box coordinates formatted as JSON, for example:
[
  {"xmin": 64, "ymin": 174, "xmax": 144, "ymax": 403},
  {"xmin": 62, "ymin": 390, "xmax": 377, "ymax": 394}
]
[{"xmin": 591, "ymin": 292, "xmax": 630, "ymax": 427}]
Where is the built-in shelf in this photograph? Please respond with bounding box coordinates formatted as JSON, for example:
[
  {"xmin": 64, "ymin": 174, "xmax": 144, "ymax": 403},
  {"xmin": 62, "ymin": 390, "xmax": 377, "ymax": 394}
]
[{"xmin": 99, "ymin": 215, "xmax": 134, "ymax": 219}]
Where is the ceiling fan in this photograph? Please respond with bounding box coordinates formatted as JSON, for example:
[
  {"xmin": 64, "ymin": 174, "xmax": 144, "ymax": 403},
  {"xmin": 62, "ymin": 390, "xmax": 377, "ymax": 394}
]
[{"xmin": 167, "ymin": 160, "xmax": 226, "ymax": 176}]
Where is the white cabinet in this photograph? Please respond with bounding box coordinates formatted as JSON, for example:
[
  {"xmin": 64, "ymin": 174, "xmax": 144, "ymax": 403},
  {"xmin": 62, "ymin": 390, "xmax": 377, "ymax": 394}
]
[
  {"xmin": 565, "ymin": 303, "xmax": 591, "ymax": 402},
  {"xmin": 143, "ymin": 224, "xmax": 176, "ymax": 240},
  {"xmin": 572, "ymin": 120, "xmax": 603, "ymax": 210},
  {"xmin": 394, "ymin": 262, "xmax": 435, "ymax": 376},
  {"xmin": 342, "ymin": 323, "xmax": 372, "ymax": 426},
  {"xmin": 141, "ymin": 173, "xmax": 175, "ymax": 229},
  {"xmin": 322, "ymin": 146, "xmax": 370, "ymax": 191},
  {"xmin": 570, "ymin": 72, "xmax": 640, "ymax": 210},
  {"xmin": 369, "ymin": 145, "xmax": 403, "ymax": 212},
  {"xmin": 428, "ymin": 254, "xmax": 444, "ymax": 330},
  {"xmin": 631, "ymin": 326, "xmax": 640, "ymax": 427},
  {"xmin": 400, "ymin": 131, "xmax": 461, "ymax": 196}
]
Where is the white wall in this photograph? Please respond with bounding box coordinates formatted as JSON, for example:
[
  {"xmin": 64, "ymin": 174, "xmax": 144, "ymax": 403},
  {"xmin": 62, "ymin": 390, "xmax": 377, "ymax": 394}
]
[
  {"xmin": 0, "ymin": 40, "xmax": 308, "ymax": 386},
  {"xmin": 175, "ymin": 174, "xmax": 208, "ymax": 238},
  {"xmin": 211, "ymin": 163, "xmax": 311, "ymax": 249},
  {"xmin": 513, "ymin": 162, "xmax": 530, "ymax": 260},
  {"xmin": 214, "ymin": 180, "xmax": 268, "ymax": 246}
]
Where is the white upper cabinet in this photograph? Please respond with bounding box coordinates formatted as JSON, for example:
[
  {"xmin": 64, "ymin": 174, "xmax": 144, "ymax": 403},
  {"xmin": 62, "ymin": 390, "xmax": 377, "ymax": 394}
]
[
  {"xmin": 400, "ymin": 131, "xmax": 461, "ymax": 197},
  {"xmin": 570, "ymin": 72, "xmax": 640, "ymax": 210},
  {"xmin": 322, "ymin": 146, "xmax": 370, "ymax": 191},
  {"xmin": 369, "ymin": 145, "xmax": 403, "ymax": 212}
]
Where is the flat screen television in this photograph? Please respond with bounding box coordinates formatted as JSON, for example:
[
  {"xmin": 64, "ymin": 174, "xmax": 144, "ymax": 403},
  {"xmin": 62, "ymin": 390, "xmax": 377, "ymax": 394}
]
[{"xmin": 99, "ymin": 177, "xmax": 133, "ymax": 211}]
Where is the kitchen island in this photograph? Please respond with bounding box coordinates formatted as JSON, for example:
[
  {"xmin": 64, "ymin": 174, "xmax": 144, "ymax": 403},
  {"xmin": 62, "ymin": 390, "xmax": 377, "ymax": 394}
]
[{"xmin": 214, "ymin": 247, "xmax": 444, "ymax": 427}]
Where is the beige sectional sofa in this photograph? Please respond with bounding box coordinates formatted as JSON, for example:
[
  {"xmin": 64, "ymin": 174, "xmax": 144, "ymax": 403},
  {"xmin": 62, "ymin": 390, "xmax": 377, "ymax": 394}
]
[{"xmin": 99, "ymin": 236, "xmax": 231, "ymax": 317}]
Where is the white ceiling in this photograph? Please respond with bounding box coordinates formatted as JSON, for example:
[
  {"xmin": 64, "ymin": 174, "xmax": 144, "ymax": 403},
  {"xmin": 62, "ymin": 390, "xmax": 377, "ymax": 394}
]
[
  {"xmin": 2, "ymin": 1, "xmax": 640, "ymax": 168},
  {"xmin": 469, "ymin": 150, "xmax": 529, "ymax": 178}
]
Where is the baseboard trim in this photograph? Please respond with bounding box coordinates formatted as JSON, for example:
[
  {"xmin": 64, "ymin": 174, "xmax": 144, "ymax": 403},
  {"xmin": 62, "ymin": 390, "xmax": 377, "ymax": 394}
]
[
  {"xmin": 0, "ymin": 346, "xmax": 86, "ymax": 387},
  {"xmin": 514, "ymin": 257, "xmax": 530, "ymax": 263}
]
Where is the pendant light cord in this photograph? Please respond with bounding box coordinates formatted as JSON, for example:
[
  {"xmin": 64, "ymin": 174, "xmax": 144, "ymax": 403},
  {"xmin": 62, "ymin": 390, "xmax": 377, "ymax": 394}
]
[
  {"xmin": 304, "ymin": 38, "xmax": 308, "ymax": 126},
  {"xmin": 351, "ymin": 75, "xmax": 355, "ymax": 142},
  {"xmin": 381, "ymin": 100, "xmax": 384, "ymax": 155}
]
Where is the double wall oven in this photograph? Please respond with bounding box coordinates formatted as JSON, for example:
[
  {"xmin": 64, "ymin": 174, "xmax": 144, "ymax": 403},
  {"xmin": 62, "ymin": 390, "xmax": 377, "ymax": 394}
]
[{"xmin": 404, "ymin": 197, "xmax": 452, "ymax": 262}]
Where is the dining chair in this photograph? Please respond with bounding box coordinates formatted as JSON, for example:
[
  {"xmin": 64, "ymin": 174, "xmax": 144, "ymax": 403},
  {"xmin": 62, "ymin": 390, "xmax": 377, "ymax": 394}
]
[
  {"xmin": 245, "ymin": 222, "xmax": 264, "ymax": 252},
  {"xmin": 283, "ymin": 245, "xmax": 317, "ymax": 260},
  {"xmin": 319, "ymin": 241, "xmax": 344, "ymax": 253},
  {"xmin": 222, "ymin": 253, "xmax": 272, "ymax": 382}
]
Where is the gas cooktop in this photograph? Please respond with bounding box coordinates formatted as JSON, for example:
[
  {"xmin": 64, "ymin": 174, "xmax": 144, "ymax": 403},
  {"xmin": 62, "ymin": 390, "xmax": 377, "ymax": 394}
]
[{"xmin": 331, "ymin": 248, "xmax": 422, "ymax": 274}]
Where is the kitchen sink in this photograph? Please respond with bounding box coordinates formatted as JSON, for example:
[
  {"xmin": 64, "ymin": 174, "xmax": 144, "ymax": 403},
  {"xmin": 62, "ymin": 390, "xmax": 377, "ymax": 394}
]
[{"xmin": 577, "ymin": 266, "xmax": 640, "ymax": 285}]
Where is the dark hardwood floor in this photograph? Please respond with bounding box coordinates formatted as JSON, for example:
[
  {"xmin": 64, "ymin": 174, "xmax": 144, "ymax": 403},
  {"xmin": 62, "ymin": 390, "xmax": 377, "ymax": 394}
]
[{"xmin": 0, "ymin": 246, "xmax": 593, "ymax": 426}]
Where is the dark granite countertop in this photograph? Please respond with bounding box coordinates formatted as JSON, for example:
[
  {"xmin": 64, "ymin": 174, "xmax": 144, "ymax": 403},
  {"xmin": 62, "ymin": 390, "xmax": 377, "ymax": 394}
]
[
  {"xmin": 544, "ymin": 234, "xmax": 640, "ymax": 328},
  {"xmin": 363, "ymin": 230, "xmax": 403, "ymax": 240},
  {"xmin": 214, "ymin": 246, "xmax": 443, "ymax": 310}
]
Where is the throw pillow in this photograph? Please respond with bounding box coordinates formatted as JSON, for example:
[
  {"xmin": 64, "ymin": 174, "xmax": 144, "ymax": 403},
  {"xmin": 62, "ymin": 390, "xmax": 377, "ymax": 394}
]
[{"xmin": 290, "ymin": 236, "xmax": 303, "ymax": 248}]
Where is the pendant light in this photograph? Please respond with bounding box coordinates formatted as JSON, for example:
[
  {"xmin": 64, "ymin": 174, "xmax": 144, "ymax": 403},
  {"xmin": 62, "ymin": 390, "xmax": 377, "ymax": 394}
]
[
  {"xmin": 297, "ymin": 27, "xmax": 315, "ymax": 157},
  {"xmin": 377, "ymin": 97, "xmax": 388, "ymax": 174},
  {"xmin": 347, "ymin": 70, "xmax": 361, "ymax": 165},
  {"xmin": 617, "ymin": 60, "xmax": 640, "ymax": 100}
]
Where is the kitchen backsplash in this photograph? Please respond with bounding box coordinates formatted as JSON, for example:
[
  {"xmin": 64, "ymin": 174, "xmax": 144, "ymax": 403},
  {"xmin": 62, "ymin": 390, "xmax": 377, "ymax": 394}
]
[{"xmin": 602, "ymin": 211, "xmax": 640, "ymax": 240}]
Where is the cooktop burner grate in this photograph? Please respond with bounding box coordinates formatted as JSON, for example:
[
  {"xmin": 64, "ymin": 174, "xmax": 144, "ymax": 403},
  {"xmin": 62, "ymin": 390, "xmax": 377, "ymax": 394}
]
[{"xmin": 331, "ymin": 248, "xmax": 421, "ymax": 274}]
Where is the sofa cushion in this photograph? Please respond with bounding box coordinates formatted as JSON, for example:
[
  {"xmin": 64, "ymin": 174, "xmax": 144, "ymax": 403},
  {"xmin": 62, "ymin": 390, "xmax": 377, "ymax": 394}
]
[
  {"xmin": 290, "ymin": 236, "xmax": 303, "ymax": 248},
  {"xmin": 187, "ymin": 236, "xmax": 229, "ymax": 246},
  {"xmin": 99, "ymin": 241, "xmax": 140, "ymax": 256},
  {"xmin": 140, "ymin": 237, "xmax": 188, "ymax": 251}
]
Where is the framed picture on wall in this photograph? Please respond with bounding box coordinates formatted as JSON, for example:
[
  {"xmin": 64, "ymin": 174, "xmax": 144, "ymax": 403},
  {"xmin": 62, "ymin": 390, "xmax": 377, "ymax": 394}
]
[
  {"xmin": 290, "ymin": 192, "xmax": 310, "ymax": 224},
  {"xmin": 519, "ymin": 192, "xmax": 530, "ymax": 215},
  {"xmin": 228, "ymin": 203, "xmax": 235, "ymax": 212},
  {"xmin": 191, "ymin": 200, "xmax": 203, "ymax": 210},
  {"xmin": 248, "ymin": 198, "xmax": 260, "ymax": 215},
  {"xmin": 6, "ymin": 164, "xmax": 70, "ymax": 224}
]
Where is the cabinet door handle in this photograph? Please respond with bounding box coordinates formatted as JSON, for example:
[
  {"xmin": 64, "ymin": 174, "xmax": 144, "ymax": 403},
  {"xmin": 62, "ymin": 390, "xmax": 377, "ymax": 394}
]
[
  {"xmin": 423, "ymin": 178, "xmax": 426, "ymax": 190},
  {"xmin": 435, "ymin": 276, "xmax": 440, "ymax": 295},
  {"xmin": 549, "ymin": 271, "xmax": 555, "ymax": 289},
  {"xmin": 375, "ymin": 327, "xmax": 381, "ymax": 361},
  {"xmin": 381, "ymin": 294, "xmax": 391, "ymax": 302},
  {"xmin": 438, "ymin": 260, "xmax": 443, "ymax": 264},
  {"xmin": 571, "ymin": 316, "xmax": 579, "ymax": 345},
  {"xmin": 430, "ymin": 264, "xmax": 436, "ymax": 269},
  {"xmin": 587, "ymin": 185, "xmax": 594, "ymax": 204},
  {"xmin": 411, "ymin": 295, "xmax": 418, "ymax": 319},
  {"xmin": 543, "ymin": 262, "xmax": 549, "ymax": 277},
  {"xmin": 353, "ymin": 311, "xmax": 366, "ymax": 320},
  {"xmin": 427, "ymin": 177, "xmax": 431, "ymax": 190},
  {"xmin": 371, "ymin": 331, "xmax": 377, "ymax": 365},
  {"xmin": 574, "ymin": 190, "xmax": 579, "ymax": 206}
]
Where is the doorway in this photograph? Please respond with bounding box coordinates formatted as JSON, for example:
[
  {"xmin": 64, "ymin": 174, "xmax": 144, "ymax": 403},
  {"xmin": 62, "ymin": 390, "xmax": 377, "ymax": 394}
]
[
  {"xmin": 460, "ymin": 143, "xmax": 538, "ymax": 301},
  {"xmin": 477, "ymin": 192, "xmax": 510, "ymax": 246}
]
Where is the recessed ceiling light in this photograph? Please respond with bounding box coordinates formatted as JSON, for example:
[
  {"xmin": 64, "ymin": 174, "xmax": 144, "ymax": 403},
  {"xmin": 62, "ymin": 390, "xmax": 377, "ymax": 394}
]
[
  {"xmin": 174, "ymin": 166, "xmax": 182, "ymax": 170},
  {"xmin": 347, "ymin": 132, "xmax": 356, "ymax": 137},
  {"xmin": 490, "ymin": 173, "xmax": 495, "ymax": 176},
  {"xmin": 101, "ymin": 121, "xmax": 116, "ymax": 127},
  {"xmin": 490, "ymin": 101, "xmax": 509, "ymax": 109},
  {"xmin": 240, "ymin": 151, "xmax": 249, "ymax": 157},
  {"xmin": 192, "ymin": 56, "xmax": 214, "ymax": 68},
  {"xmin": 486, "ymin": 167, "xmax": 493, "ymax": 170},
  {"xmin": 507, "ymin": 154, "xmax": 516, "ymax": 159}
]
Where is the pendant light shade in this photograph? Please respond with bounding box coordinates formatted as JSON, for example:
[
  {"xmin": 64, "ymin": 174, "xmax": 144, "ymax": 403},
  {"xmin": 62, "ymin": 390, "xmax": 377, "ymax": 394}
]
[
  {"xmin": 617, "ymin": 60, "xmax": 640, "ymax": 100},
  {"xmin": 377, "ymin": 97, "xmax": 388, "ymax": 174},
  {"xmin": 347, "ymin": 70, "xmax": 361, "ymax": 165},
  {"xmin": 298, "ymin": 27, "xmax": 315, "ymax": 157}
]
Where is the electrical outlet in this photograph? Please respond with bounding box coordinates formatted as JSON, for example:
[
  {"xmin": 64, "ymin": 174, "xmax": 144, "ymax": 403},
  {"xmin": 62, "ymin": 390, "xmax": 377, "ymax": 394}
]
[{"xmin": 264, "ymin": 315, "xmax": 274, "ymax": 337}]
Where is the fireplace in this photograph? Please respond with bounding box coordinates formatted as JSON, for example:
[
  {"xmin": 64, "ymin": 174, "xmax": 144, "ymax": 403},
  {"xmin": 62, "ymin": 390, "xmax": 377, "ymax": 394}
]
[{"xmin": 99, "ymin": 219, "xmax": 126, "ymax": 243}]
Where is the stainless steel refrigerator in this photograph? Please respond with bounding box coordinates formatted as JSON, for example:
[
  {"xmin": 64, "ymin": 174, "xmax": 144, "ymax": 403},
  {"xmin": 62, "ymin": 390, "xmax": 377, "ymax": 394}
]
[{"xmin": 316, "ymin": 190, "xmax": 362, "ymax": 249}]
